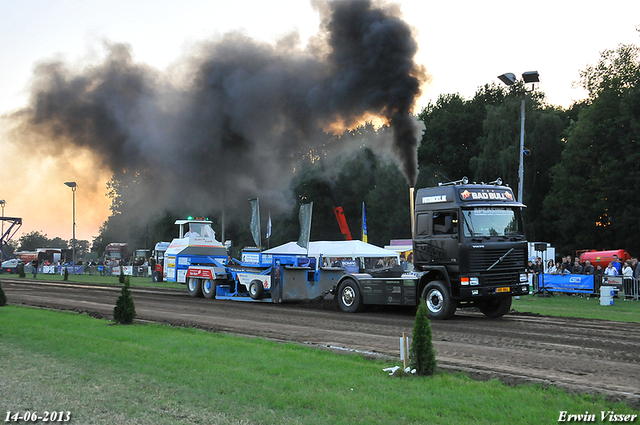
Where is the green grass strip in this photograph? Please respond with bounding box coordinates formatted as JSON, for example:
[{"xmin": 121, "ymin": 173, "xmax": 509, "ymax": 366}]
[
  {"xmin": 513, "ymin": 294, "xmax": 640, "ymax": 323},
  {"xmin": 14, "ymin": 273, "xmax": 184, "ymax": 289},
  {"xmin": 1, "ymin": 306, "xmax": 637, "ymax": 424}
]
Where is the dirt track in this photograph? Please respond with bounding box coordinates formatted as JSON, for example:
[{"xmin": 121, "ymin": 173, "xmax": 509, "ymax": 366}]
[{"xmin": 3, "ymin": 279, "xmax": 640, "ymax": 408}]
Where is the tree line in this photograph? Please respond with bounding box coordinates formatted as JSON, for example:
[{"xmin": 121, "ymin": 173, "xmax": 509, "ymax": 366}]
[
  {"xmin": 89, "ymin": 43, "xmax": 640, "ymax": 259},
  {"xmin": 4, "ymin": 231, "xmax": 90, "ymax": 259}
]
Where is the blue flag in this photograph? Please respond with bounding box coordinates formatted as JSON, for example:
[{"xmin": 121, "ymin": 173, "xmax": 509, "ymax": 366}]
[{"xmin": 362, "ymin": 202, "xmax": 368, "ymax": 243}]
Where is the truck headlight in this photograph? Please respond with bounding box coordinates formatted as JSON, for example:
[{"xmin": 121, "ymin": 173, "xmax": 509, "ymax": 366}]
[
  {"xmin": 520, "ymin": 273, "xmax": 528, "ymax": 282},
  {"xmin": 461, "ymin": 277, "xmax": 479, "ymax": 286}
]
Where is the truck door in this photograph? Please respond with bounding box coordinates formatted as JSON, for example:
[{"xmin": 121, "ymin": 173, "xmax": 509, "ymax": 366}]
[{"xmin": 414, "ymin": 211, "xmax": 458, "ymax": 265}]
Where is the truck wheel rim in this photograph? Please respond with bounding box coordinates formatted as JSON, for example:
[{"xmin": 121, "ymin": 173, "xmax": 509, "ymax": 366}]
[
  {"xmin": 203, "ymin": 280, "xmax": 211, "ymax": 293},
  {"xmin": 341, "ymin": 286, "xmax": 355, "ymax": 307},
  {"xmin": 188, "ymin": 279, "xmax": 196, "ymax": 292},
  {"xmin": 427, "ymin": 289, "xmax": 443, "ymax": 313}
]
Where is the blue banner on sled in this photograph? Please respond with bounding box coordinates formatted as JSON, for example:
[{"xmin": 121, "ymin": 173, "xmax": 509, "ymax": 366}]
[{"xmin": 539, "ymin": 274, "xmax": 594, "ymax": 293}]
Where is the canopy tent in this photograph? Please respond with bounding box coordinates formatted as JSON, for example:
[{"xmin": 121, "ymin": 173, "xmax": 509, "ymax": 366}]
[{"xmin": 263, "ymin": 240, "xmax": 400, "ymax": 260}]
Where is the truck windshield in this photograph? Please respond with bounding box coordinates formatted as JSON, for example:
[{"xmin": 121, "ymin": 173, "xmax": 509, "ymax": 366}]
[
  {"xmin": 188, "ymin": 223, "xmax": 216, "ymax": 239},
  {"xmin": 462, "ymin": 207, "xmax": 523, "ymax": 238}
]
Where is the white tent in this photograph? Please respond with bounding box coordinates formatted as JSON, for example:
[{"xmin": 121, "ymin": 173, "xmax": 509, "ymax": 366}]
[{"xmin": 263, "ymin": 240, "xmax": 399, "ymax": 260}]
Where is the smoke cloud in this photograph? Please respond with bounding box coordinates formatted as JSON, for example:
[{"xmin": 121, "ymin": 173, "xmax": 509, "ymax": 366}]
[{"xmin": 10, "ymin": 0, "xmax": 428, "ymax": 224}]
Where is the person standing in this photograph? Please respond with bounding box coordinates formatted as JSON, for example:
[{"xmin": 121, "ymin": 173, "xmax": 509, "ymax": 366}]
[
  {"xmin": 622, "ymin": 260, "xmax": 634, "ymax": 299},
  {"xmin": 571, "ymin": 258, "xmax": 583, "ymax": 274},
  {"xmin": 149, "ymin": 256, "xmax": 157, "ymax": 282},
  {"xmin": 604, "ymin": 262, "xmax": 618, "ymax": 276},
  {"xmin": 583, "ymin": 260, "xmax": 595, "ymax": 275},
  {"xmin": 31, "ymin": 258, "xmax": 38, "ymax": 278},
  {"xmin": 545, "ymin": 259, "xmax": 557, "ymax": 274},
  {"xmin": 611, "ymin": 254, "xmax": 622, "ymax": 275},
  {"xmin": 562, "ymin": 255, "xmax": 572, "ymax": 272}
]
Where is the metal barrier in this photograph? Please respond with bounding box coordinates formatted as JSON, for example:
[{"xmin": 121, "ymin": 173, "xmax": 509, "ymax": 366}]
[{"xmin": 623, "ymin": 276, "xmax": 639, "ymax": 300}]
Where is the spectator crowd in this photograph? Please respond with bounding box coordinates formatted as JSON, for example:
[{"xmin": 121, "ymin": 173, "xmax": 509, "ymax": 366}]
[{"xmin": 527, "ymin": 253, "xmax": 640, "ymax": 299}]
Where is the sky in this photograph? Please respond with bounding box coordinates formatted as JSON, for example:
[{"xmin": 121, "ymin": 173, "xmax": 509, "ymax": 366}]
[{"xmin": 0, "ymin": 0, "xmax": 639, "ymax": 245}]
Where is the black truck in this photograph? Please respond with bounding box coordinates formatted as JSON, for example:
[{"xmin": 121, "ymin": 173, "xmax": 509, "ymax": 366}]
[{"xmin": 334, "ymin": 178, "xmax": 529, "ymax": 319}]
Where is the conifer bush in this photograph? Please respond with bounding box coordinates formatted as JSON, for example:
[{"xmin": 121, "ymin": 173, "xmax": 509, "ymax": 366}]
[
  {"xmin": 18, "ymin": 265, "xmax": 25, "ymax": 278},
  {"xmin": 0, "ymin": 280, "xmax": 7, "ymax": 306},
  {"xmin": 410, "ymin": 299, "xmax": 437, "ymax": 376},
  {"xmin": 63, "ymin": 267, "xmax": 69, "ymax": 281},
  {"xmin": 119, "ymin": 267, "xmax": 125, "ymax": 284},
  {"xmin": 113, "ymin": 276, "xmax": 136, "ymax": 324}
]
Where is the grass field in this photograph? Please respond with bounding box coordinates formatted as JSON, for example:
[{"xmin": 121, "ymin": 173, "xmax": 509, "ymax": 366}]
[
  {"xmin": 13, "ymin": 272, "xmax": 184, "ymax": 290},
  {"xmin": 0, "ymin": 306, "xmax": 638, "ymax": 424},
  {"xmin": 512, "ymin": 293, "xmax": 640, "ymax": 323}
]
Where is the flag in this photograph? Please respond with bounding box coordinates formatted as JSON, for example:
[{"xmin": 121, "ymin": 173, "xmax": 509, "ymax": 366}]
[
  {"xmin": 362, "ymin": 202, "xmax": 368, "ymax": 243},
  {"xmin": 248, "ymin": 198, "xmax": 261, "ymax": 248},
  {"xmin": 297, "ymin": 202, "xmax": 313, "ymax": 249},
  {"xmin": 266, "ymin": 212, "xmax": 272, "ymax": 239}
]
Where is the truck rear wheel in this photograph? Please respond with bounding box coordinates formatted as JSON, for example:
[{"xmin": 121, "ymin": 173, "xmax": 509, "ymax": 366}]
[
  {"xmin": 202, "ymin": 279, "xmax": 216, "ymax": 299},
  {"xmin": 187, "ymin": 278, "xmax": 203, "ymax": 297},
  {"xmin": 337, "ymin": 279, "xmax": 364, "ymax": 313},
  {"xmin": 478, "ymin": 296, "xmax": 512, "ymax": 318},
  {"xmin": 422, "ymin": 282, "xmax": 456, "ymax": 320},
  {"xmin": 249, "ymin": 280, "xmax": 264, "ymax": 300}
]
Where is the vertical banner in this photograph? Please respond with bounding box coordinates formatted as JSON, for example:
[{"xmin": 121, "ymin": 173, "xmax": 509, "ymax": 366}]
[
  {"xmin": 362, "ymin": 202, "xmax": 368, "ymax": 243},
  {"xmin": 248, "ymin": 198, "xmax": 261, "ymax": 248},
  {"xmin": 297, "ymin": 202, "xmax": 313, "ymax": 249}
]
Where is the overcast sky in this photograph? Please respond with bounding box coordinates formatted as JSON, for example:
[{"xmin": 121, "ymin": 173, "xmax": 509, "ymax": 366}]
[{"xmin": 1, "ymin": 0, "xmax": 638, "ymax": 243}]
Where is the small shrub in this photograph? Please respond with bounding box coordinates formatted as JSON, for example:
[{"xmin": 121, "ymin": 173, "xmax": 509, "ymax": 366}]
[
  {"xmin": 410, "ymin": 299, "xmax": 437, "ymax": 376},
  {"xmin": 113, "ymin": 276, "xmax": 136, "ymax": 324},
  {"xmin": 119, "ymin": 267, "xmax": 125, "ymax": 284},
  {"xmin": 63, "ymin": 267, "xmax": 69, "ymax": 281},
  {"xmin": 18, "ymin": 265, "xmax": 25, "ymax": 278},
  {"xmin": 0, "ymin": 280, "xmax": 7, "ymax": 306}
]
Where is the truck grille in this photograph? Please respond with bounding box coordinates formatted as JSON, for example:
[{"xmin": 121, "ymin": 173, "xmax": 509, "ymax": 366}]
[
  {"xmin": 484, "ymin": 272, "xmax": 520, "ymax": 286},
  {"xmin": 468, "ymin": 247, "xmax": 526, "ymax": 273}
]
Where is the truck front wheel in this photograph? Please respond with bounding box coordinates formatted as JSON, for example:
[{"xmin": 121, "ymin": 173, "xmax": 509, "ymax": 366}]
[
  {"xmin": 187, "ymin": 278, "xmax": 203, "ymax": 298},
  {"xmin": 478, "ymin": 296, "xmax": 512, "ymax": 318},
  {"xmin": 337, "ymin": 279, "xmax": 364, "ymax": 313},
  {"xmin": 422, "ymin": 282, "xmax": 456, "ymax": 320}
]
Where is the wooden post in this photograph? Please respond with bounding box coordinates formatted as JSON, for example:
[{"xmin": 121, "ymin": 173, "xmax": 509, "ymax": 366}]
[{"xmin": 402, "ymin": 332, "xmax": 408, "ymax": 369}]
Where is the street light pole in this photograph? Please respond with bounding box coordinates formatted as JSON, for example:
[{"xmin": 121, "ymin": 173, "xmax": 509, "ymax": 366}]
[
  {"xmin": 0, "ymin": 200, "xmax": 5, "ymax": 261},
  {"xmin": 497, "ymin": 71, "xmax": 540, "ymax": 204},
  {"xmin": 518, "ymin": 95, "xmax": 526, "ymax": 204},
  {"xmin": 64, "ymin": 182, "xmax": 77, "ymax": 275}
]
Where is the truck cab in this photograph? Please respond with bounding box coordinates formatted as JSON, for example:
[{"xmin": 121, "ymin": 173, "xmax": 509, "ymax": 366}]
[
  {"xmin": 165, "ymin": 218, "xmax": 228, "ymax": 285},
  {"xmin": 413, "ymin": 178, "xmax": 529, "ymax": 319}
]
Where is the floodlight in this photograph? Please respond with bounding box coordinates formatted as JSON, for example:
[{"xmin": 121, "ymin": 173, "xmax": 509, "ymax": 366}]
[
  {"xmin": 522, "ymin": 71, "xmax": 540, "ymax": 84},
  {"xmin": 498, "ymin": 73, "xmax": 517, "ymax": 86}
]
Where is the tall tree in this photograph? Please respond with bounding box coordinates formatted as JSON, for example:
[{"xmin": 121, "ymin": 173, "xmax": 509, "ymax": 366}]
[
  {"xmin": 18, "ymin": 231, "xmax": 50, "ymax": 251},
  {"xmin": 543, "ymin": 44, "xmax": 640, "ymax": 255},
  {"xmin": 417, "ymin": 84, "xmax": 507, "ymax": 186},
  {"xmin": 364, "ymin": 160, "xmax": 412, "ymax": 246}
]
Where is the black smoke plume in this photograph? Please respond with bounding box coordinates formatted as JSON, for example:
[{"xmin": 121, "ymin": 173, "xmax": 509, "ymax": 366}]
[{"xmin": 11, "ymin": 0, "xmax": 428, "ymax": 223}]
